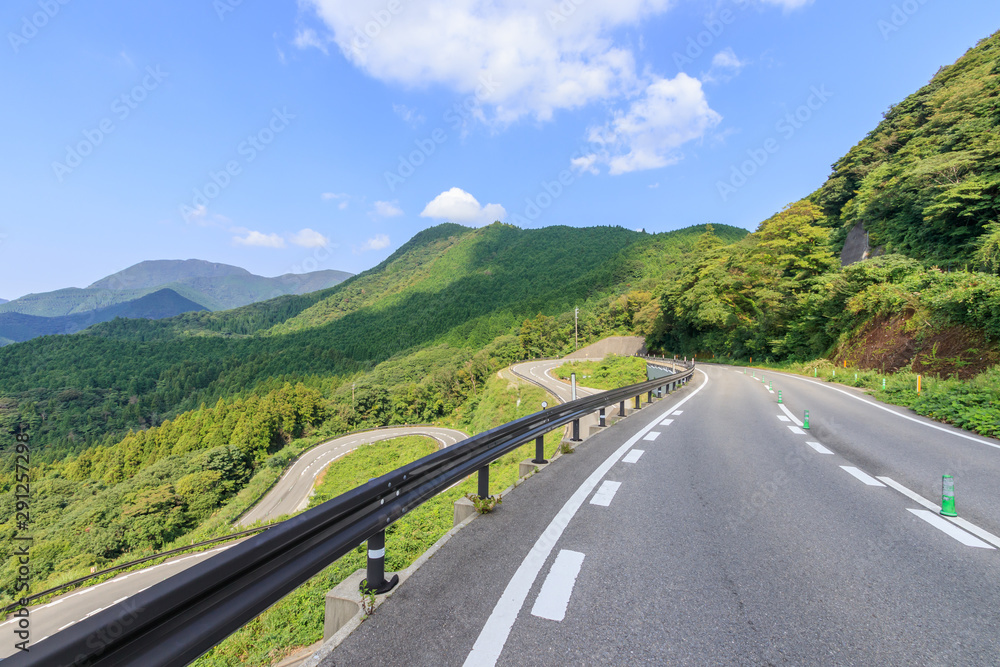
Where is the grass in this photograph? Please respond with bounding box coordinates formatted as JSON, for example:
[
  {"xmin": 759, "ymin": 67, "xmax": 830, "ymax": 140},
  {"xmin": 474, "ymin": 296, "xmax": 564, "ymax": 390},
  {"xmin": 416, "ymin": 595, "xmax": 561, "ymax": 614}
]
[
  {"xmin": 191, "ymin": 372, "xmax": 565, "ymax": 666},
  {"xmin": 552, "ymin": 354, "xmax": 647, "ymax": 391}
]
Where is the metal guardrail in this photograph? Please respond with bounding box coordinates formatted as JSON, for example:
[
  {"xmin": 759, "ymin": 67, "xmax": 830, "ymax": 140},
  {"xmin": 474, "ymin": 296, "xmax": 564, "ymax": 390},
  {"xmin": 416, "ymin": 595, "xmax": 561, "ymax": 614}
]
[{"xmin": 14, "ymin": 362, "xmax": 694, "ymax": 667}]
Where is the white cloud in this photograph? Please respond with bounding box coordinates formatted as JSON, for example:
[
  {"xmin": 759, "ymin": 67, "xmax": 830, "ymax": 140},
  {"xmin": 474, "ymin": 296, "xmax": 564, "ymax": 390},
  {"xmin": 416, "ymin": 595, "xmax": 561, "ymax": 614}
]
[
  {"xmin": 392, "ymin": 103, "xmax": 425, "ymax": 127},
  {"xmin": 358, "ymin": 233, "xmax": 391, "ymax": 252},
  {"xmin": 372, "ymin": 200, "xmax": 404, "ymax": 218},
  {"xmin": 583, "ymin": 74, "xmax": 722, "ymax": 175},
  {"xmin": 233, "ymin": 230, "xmax": 286, "ymax": 248},
  {"xmin": 300, "ymin": 1, "xmax": 733, "ymax": 174},
  {"xmin": 300, "ymin": 0, "xmax": 677, "ymax": 124},
  {"xmin": 321, "ymin": 192, "xmax": 350, "ymax": 209},
  {"xmin": 571, "ymin": 154, "xmax": 599, "ymax": 175},
  {"xmin": 290, "ymin": 228, "xmax": 330, "ymax": 248},
  {"xmin": 703, "ymin": 48, "xmax": 747, "ymax": 84},
  {"xmin": 294, "ymin": 28, "xmax": 329, "ymax": 55},
  {"xmin": 420, "ymin": 188, "xmax": 506, "ymax": 226}
]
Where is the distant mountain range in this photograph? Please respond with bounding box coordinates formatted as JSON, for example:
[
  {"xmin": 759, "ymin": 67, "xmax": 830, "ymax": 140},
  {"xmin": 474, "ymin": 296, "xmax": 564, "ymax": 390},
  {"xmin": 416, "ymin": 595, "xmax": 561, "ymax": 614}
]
[
  {"xmin": 0, "ymin": 260, "xmax": 352, "ymax": 345},
  {"xmin": 0, "ymin": 298, "xmax": 7, "ymax": 305}
]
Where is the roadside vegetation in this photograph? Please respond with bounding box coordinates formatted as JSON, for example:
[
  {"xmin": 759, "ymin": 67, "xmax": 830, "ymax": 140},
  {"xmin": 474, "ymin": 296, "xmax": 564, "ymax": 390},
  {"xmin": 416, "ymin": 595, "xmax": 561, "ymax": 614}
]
[{"xmin": 552, "ymin": 354, "xmax": 648, "ymax": 391}]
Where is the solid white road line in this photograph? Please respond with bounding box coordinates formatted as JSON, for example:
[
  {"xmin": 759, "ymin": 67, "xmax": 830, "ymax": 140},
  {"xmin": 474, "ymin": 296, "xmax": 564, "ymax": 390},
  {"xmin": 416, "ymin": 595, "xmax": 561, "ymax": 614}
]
[
  {"xmin": 878, "ymin": 477, "xmax": 1000, "ymax": 548},
  {"xmin": 770, "ymin": 371, "xmax": 1000, "ymax": 451},
  {"xmin": 805, "ymin": 441, "xmax": 833, "ymax": 455},
  {"xmin": 778, "ymin": 403, "xmax": 803, "ymax": 427},
  {"xmin": 840, "ymin": 466, "xmax": 886, "ymax": 487},
  {"xmin": 907, "ymin": 510, "xmax": 995, "ymax": 549},
  {"xmin": 590, "ymin": 481, "xmax": 622, "ymax": 507},
  {"xmin": 463, "ymin": 369, "xmax": 709, "ymax": 667},
  {"xmin": 622, "ymin": 450, "xmax": 644, "ymax": 464},
  {"xmin": 777, "ymin": 415, "xmax": 790, "ymax": 423},
  {"xmin": 658, "ymin": 418, "xmax": 674, "ymax": 426},
  {"xmin": 530, "ymin": 550, "xmax": 586, "ymax": 622},
  {"xmin": 787, "ymin": 426, "xmax": 806, "ymax": 435},
  {"xmin": 643, "ymin": 431, "xmax": 661, "ymax": 441}
]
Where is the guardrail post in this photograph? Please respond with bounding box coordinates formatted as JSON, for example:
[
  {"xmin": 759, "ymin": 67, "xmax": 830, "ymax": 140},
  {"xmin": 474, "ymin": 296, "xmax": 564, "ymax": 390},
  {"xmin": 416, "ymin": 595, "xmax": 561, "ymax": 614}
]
[
  {"xmin": 478, "ymin": 466, "xmax": 489, "ymax": 499},
  {"xmin": 634, "ymin": 395, "xmax": 641, "ymax": 410},
  {"xmin": 646, "ymin": 390, "xmax": 653, "ymax": 404},
  {"xmin": 572, "ymin": 419, "xmax": 582, "ymax": 442},
  {"xmin": 599, "ymin": 407, "xmax": 606, "ymax": 427},
  {"xmin": 532, "ymin": 435, "xmax": 547, "ymax": 464},
  {"xmin": 620, "ymin": 399, "xmax": 626, "ymax": 418},
  {"xmin": 364, "ymin": 530, "xmax": 399, "ymax": 594}
]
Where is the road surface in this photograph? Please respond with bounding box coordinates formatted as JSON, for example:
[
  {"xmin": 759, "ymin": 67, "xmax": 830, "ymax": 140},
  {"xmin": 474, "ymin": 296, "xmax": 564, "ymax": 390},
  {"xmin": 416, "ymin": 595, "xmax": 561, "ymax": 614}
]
[
  {"xmin": 0, "ymin": 426, "xmax": 468, "ymax": 660},
  {"xmin": 237, "ymin": 426, "xmax": 468, "ymax": 527},
  {"xmin": 322, "ymin": 363, "xmax": 1000, "ymax": 666}
]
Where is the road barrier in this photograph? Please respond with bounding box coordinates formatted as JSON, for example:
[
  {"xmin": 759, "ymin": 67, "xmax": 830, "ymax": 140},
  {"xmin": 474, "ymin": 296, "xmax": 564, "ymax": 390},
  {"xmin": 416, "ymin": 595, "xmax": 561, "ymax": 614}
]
[{"xmin": 16, "ymin": 361, "xmax": 694, "ymax": 667}]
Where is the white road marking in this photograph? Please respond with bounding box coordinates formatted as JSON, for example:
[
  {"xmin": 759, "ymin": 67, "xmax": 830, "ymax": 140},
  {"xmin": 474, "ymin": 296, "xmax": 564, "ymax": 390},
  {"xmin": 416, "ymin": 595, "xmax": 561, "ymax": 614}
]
[
  {"xmin": 777, "ymin": 415, "xmax": 791, "ymax": 422},
  {"xmin": 590, "ymin": 481, "xmax": 622, "ymax": 506},
  {"xmin": 771, "ymin": 371, "xmax": 1000, "ymax": 451},
  {"xmin": 643, "ymin": 431, "xmax": 661, "ymax": 441},
  {"xmin": 658, "ymin": 418, "xmax": 674, "ymax": 426},
  {"xmin": 530, "ymin": 550, "xmax": 586, "ymax": 622},
  {"xmin": 805, "ymin": 441, "xmax": 833, "ymax": 455},
  {"xmin": 622, "ymin": 450, "xmax": 644, "ymax": 464},
  {"xmin": 672, "ymin": 410, "xmax": 683, "ymax": 415},
  {"xmin": 878, "ymin": 477, "xmax": 1000, "ymax": 548},
  {"xmin": 908, "ymin": 510, "xmax": 995, "ymax": 549},
  {"xmin": 463, "ymin": 369, "xmax": 709, "ymax": 667},
  {"xmin": 840, "ymin": 466, "xmax": 886, "ymax": 487},
  {"xmin": 58, "ymin": 620, "xmax": 77, "ymax": 631},
  {"xmin": 788, "ymin": 426, "xmax": 806, "ymax": 435},
  {"xmin": 778, "ymin": 404, "xmax": 803, "ymax": 427}
]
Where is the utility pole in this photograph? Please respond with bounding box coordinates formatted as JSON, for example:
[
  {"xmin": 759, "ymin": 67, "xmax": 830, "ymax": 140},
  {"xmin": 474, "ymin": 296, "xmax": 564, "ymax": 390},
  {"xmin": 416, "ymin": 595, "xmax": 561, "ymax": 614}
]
[{"xmin": 575, "ymin": 307, "xmax": 579, "ymax": 350}]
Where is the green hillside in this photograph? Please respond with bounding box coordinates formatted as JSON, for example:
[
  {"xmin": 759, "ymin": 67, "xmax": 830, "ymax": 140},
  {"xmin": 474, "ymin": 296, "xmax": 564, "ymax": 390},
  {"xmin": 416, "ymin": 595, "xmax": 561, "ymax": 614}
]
[
  {"xmin": 0, "ymin": 289, "xmax": 207, "ymax": 344},
  {"xmin": 0, "ymin": 223, "xmax": 746, "ymax": 464},
  {"xmin": 815, "ymin": 30, "xmax": 1000, "ymax": 264},
  {"xmin": 0, "ymin": 260, "xmax": 352, "ymax": 318}
]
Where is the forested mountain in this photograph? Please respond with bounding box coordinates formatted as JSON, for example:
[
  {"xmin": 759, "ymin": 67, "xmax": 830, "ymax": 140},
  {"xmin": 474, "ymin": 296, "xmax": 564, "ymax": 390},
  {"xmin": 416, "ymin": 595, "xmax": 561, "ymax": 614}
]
[
  {"xmin": 0, "ymin": 223, "xmax": 746, "ymax": 463},
  {"xmin": 816, "ymin": 30, "xmax": 1000, "ymax": 265},
  {"xmin": 0, "ymin": 289, "xmax": 207, "ymax": 344},
  {"xmin": 0, "ymin": 260, "xmax": 352, "ymax": 318}
]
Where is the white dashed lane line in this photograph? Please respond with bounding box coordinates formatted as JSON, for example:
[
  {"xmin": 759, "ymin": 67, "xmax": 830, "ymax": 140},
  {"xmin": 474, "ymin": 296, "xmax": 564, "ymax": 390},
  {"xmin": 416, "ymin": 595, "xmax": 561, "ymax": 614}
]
[
  {"xmin": 777, "ymin": 415, "xmax": 790, "ymax": 422},
  {"xmin": 806, "ymin": 441, "xmax": 833, "ymax": 455},
  {"xmin": 672, "ymin": 410, "xmax": 683, "ymax": 415},
  {"xmin": 658, "ymin": 418, "xmax": 674, "ymax": 426},
  {"xmin": 840, "ymin": 466, "xmax": 886, "ymax": 487},
  {"xmin": 878, "ymin": 476, "xmax": 1000, "ymax": 548},
  {"xmin": 530, "ymin": 550, "xmax": 586, "ymax": 622},
  {"xmin": 788, "ymin": 426, "xmax": 806, "ymax": 435},
  {"xmin": 908, "ymin": 510, "xmax": 995, "ymax": 549},
  {"xmin": 622, "ymin": 450, "xmax": 644, "ymax": 464},
  {"xmin": 643, "ymin": 431, "xmax": 661, "ymax": 441},
  {"xmin": 590, "ymin": 481, "xmax": 622, "ymax": 507}
]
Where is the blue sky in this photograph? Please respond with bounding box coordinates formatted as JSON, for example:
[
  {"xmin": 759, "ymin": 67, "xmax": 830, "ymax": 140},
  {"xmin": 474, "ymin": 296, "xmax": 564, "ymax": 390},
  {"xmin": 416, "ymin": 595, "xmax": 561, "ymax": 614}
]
[{"xmin": 2, "ymin": 0, "xmax": 999, "ymax": 300}]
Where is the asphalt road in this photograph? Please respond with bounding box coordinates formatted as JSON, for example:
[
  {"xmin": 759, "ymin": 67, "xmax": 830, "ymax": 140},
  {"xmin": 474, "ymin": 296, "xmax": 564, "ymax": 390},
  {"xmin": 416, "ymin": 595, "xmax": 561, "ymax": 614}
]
[
  {"xmin": 322, "ymin": 363, "xmax": 1000, "ymax": 666},
  {"xmin": 0, "ymin": 426, "xmax": 468, "ymax": 660},
  {"xmin": 237, "ymin": 426, "xmax": 469, "ymax": 527}
]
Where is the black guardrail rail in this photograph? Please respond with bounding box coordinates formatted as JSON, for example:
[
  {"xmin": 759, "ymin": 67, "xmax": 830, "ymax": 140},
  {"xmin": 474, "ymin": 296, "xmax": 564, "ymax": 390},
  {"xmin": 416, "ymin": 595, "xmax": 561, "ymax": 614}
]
[{"xmin": 14, "ymin": 361, "xmax": 694, "ymax": 667}]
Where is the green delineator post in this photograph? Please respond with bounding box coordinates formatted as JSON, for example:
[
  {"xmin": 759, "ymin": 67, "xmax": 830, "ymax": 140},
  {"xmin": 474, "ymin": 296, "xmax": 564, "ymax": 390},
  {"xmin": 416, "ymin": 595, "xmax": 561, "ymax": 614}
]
[
  {"xmin": 814, "ymin": 367, "xmax": 817, "ymax": 377},
  {"xmin": 883, "ymin": 378, "xmax": 886, "ymax": 390},
  {"xmin": 778, "ymin": 391, "xmax": 782, "ymax": 404},
  {"xmin": 803, "ymin": 410, "xmax": 810, "ymax": 430},
  {"xmin": 769, "ymin": 381, "xmax": 773, "ymax": 391},
  {"xmin": 941, "ymin": 475, "xmax": 958, "ymax": 517}
]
